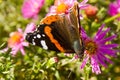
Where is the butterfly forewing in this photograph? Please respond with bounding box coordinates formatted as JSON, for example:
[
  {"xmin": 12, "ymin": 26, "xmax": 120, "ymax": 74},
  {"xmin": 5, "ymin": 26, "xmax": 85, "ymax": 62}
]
[{"xmin": 26, "ymin": 2, "xmax": 84, "ymax": 59}]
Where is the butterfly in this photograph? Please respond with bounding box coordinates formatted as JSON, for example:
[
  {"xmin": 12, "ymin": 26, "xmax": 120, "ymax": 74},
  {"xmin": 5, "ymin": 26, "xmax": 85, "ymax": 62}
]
[{"xmin": 25, "ymin": 2, "xmax": 85, "ymax": 59}]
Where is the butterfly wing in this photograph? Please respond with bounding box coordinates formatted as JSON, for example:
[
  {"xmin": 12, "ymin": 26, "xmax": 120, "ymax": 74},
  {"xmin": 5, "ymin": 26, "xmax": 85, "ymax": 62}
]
[
  {"xmin": 26, "ymin": 24, "xmax": 64, "ymax": 52},
  {"xmin": 26, "ymin": 15, "xmax": 75, "ymax": 53},
  {"xmin": 26, "ymin": 2, "xmax": 84, "ymax": 58},
  {"xmin": 48, "ymin": 2, "xmax": 85, "ymax": 58},
  {"xmin": 69, "ymin": 2, "xmax": 85, "ymax": 58}
]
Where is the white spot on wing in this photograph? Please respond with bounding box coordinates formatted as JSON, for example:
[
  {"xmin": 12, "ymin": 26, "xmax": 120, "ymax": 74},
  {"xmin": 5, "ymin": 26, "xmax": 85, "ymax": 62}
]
[
  {"xmin": 34, "ymin": 36, "xmax": 36, "ymax": 39},
  {"xmin": 40, "ymin": 40, "xmax": 48, "ymax": 50},
  {"xmin": 37, "ymin": 34, "xmax": 41, "ymax": 38},
  {"xmin": 42, "ymin": 34, "xmax": 45, "ymax": 37}
]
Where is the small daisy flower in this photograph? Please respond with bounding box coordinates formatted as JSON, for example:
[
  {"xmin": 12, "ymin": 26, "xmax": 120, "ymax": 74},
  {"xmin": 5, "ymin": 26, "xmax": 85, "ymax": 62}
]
[
  {"xmin": 80, "ymin": 24, "xmax": 118, "ymax": 74},
  {"xmin": 108, "ymin": 0, "xmax": 120, "ymax": 19},
  {"xmin": 22, "ymin": 0, "xmax": 45, "ymax": 19},
  {"xmin": 8, "ymin": 23, "xmax": 36, "ymax": 56},
  {"xmin": 47, "ymin": 0, "xmax": 88, "ymax": 15},
  {"xmin": 8, "ymin": 29, "xmax": 28, "ymax": 55}
]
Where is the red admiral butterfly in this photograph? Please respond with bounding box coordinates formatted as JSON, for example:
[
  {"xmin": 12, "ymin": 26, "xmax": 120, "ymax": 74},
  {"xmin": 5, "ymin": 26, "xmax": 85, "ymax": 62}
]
[{"xmin": 26, "ymin": 2, "xmax": 85, "ymax": 59}]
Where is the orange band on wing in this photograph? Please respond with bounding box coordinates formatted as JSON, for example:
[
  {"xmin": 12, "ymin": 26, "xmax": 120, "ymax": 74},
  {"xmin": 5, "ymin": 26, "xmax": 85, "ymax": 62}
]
[
  {"xmin": 44, "ymin": 26, "xmax": 65, "ymax": 52},
  {"xmin": 40, "ymin": 15, "xmax": 59, "ymax": 25}
]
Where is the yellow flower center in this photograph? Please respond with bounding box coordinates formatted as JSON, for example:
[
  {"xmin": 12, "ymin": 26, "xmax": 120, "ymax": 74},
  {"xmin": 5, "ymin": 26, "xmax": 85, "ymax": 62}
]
[
  {"xmin": 56, "ymin": 3, "xmax": 69, "ymax": 14},
  {"xmin": 8, "ymin": 32, "xmax": 23, "ymax": 47},
  {"xmin": 85, "ymin": 40, "xmax": 98, "ymax": 56}
]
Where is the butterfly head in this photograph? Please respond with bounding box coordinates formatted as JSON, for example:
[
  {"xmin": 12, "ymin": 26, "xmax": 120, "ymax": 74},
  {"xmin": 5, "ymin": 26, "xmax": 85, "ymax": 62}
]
[{"xmin": 26, "ymin": 33, "xmax": 34, "ymax": 44}]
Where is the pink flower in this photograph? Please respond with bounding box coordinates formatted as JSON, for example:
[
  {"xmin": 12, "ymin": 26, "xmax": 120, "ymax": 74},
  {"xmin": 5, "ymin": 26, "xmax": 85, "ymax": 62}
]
[
  {"xmin": 47, "ymin": 0, "xmax": 88, "ymax": 15},
  {"xmin": 22, "ymin": 0, "xmax": 45, "ymax": 19},
  {"xmin": 108, "ymin": 0, "xmax": 120, "ymax": 16},
  {"xmin": 8, "ymin": 29, "xmax": 28, "ymax": 55},
  {"xmin": 7, "ymin": 23, "xmax": 36, "ymax": 56},
  {"xmin": 53, "ymin": 57, "xmax": 59, "ymax": 63},
  {"xmin": 80, "ymin": 24, "xmax": 118, "ymax": 74},
  {"xmin": 24, "ymin": 22, "xmax": 36, "ymax": 35}
]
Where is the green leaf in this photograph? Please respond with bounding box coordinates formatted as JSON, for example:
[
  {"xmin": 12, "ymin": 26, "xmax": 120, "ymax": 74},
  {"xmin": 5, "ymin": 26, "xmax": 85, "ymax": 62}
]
[{"xmin": 0, "ymin": 42, "xmax": 7, "ymax": 50}]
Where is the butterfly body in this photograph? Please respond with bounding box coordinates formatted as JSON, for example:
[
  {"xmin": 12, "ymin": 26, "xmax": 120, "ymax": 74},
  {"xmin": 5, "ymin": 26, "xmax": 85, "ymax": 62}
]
[{"xmin": 26, "ymin": 2, "xmax": 85, "ymax": 59}]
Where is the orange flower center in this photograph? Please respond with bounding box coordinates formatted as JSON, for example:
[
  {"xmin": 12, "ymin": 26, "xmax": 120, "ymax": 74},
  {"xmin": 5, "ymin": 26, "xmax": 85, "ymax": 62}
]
[
  {"xmin": 56, "ymin": 3, "xmax": 69, "ymax": 14},
  {"xmin": 85, "ymin": 40, "xmax": 98, "ymax": 56},
  {"xmin": 8, "ymin": 32, "xmax": 23, "ymax": 47}
]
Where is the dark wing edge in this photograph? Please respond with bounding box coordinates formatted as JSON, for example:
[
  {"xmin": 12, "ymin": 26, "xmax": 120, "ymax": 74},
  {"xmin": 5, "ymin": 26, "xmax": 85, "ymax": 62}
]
[{"xmin": 69, "ymin": 2, "xmax": 85, "ymax": 59}]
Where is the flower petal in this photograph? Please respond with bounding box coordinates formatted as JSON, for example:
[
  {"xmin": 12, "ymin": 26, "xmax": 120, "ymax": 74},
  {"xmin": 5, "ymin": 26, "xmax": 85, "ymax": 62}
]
[
  {"xmin": 24, "ymin": 23, "xmax": 36, "ymax": 33},
  {"xmin": 80, "ymin": 55, "xmax": 89, "ymax": 69},
  {"xmin": 101, "ymin": 44, "xmax": 118, "ymax": 48},
  {"xmin": 20, "ymin": 47, "xmax": 25, "ymax": 55},
  {"xmin": 117, "ymin": 0, "xmax": 120, "ymax": 5},
  {"xmin": 22, "ymin": 0, "xmax": 45, "ymax": 19},
  {"xmin": 22, "ymin": 42, "xmax": 29, "ymax": 47},
  {"xmin": 11, "ymin": 46, "xmax": 19, "ymax": 55},
  {"xmin": 97, "ymin": 51, "xmax": 113, "ymax": 67},
  {"xmin": 95, "ymin": 28, "xmax": 110, "ymax": 41},
  {"xmin": 99, "ymin": 35, "xmax": 117, "ymax": 44},
  {"xmin": 95, "ymin": 24, "xmax": 105, "ymax": 37},
  {"xmin": 79, "ymin": 0, "xmax": 88, "ymax": 9},
  {"xmin": 98, "ymin": 51, "xmax": 113, "ymax": 64},
  {"xmin": 99, "ymin": 48, "xmax": 117, "ymax": 57},
  {"xmin": 81, "ymin": 27, "xmax": 88, "ymax": 40},
  {"xmin": 91, "ymin": 56, "xmax": 101, "ymax": 74},
  {"xmin": 108, "ymin": 1, "xmax": 119, "ymax": 16},
  {"xmin": 96, "ymin": 53, "xmax": 107, "ymax": 67}
]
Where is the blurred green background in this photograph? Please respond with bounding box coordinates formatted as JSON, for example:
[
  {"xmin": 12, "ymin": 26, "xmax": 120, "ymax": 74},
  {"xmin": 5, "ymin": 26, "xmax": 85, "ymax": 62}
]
[{"xmin": 0, "ymin": 0, "xmax": 120, "ymax": 80}]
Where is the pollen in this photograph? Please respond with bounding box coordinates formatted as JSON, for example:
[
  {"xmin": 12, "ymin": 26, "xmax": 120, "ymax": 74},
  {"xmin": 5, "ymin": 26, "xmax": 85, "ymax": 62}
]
[
  {"xmin": 56, "ymin": 3, "xmax": 69, "ymax": 14},
  {"xmin": 8, "ymin": 32, "xmax": 23, "ymax": 47},
  {"xmin": 85, "ymin": 40, "xmax": 98, "ymax": 56}
]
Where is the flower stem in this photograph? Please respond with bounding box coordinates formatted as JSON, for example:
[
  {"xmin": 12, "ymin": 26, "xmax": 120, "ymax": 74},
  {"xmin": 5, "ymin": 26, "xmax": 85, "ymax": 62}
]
[
  {"xmin": 84, "ymin": 66, "xmax": 90, "ymax": 80},
  {"xmin": 104, "ymin": 13, "xmax": 120, "ymax": 23}
]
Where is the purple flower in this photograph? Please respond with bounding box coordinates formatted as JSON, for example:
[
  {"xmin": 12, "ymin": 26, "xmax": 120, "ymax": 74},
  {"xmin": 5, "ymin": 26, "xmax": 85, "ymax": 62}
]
[
  {"xmin": 7, "ymin": 23, "xmax": 36, "ymax": 56},
  {"xmin": 22, "ymin": 0, "xmax": 45, "ymax": 19},
  {"xmin": 47, "ymin": 0, "xmax": 88, "ymax": 15},
  {"xmin": 80, "ymin": 24, "xmax": 118, "ymax": 74},
  {"xmin": 108, "ymin": 0, "xmax": 120, "ymax": 16}
]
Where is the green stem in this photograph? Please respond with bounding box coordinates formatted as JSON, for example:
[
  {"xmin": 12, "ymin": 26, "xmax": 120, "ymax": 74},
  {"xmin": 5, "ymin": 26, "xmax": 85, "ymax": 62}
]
[
  {"xmin": 104, "ymin": 14, "xmax": 120, "ymax": 23},
  {"xmin": 84, "ymin": 66, "xmax": 90, "ymax": 80}
]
